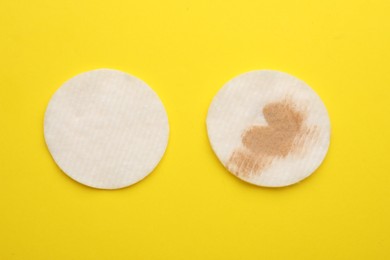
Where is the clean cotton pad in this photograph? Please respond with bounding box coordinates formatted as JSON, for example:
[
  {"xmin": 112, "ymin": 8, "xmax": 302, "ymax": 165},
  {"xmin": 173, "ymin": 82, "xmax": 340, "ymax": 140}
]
[{"xmin": 44, "ymin": 69, "xmax": 169, "ymax": 189}]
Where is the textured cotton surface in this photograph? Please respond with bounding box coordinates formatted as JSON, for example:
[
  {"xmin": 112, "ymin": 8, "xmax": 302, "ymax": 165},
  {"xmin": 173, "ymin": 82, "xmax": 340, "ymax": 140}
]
[
  {"xmin": 206, "ymin": 70, "xmax": 330, "ymax": 187},
  {"xmin": 44, "ymin": 69, "xmax": 169, "ymax": 189}
]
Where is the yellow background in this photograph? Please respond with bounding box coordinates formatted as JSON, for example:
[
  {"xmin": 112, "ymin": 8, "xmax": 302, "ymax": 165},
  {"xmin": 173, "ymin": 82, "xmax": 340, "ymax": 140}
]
[{"xmin": 1, "ymin": 0, "xmax": 390, "ymax": 259}]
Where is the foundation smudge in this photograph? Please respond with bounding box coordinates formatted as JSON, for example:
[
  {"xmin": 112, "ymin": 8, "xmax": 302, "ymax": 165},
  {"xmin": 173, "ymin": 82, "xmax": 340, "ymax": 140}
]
[{"xmin": 227, "ymin": 98, "xmax": 316, "ymax": 178}]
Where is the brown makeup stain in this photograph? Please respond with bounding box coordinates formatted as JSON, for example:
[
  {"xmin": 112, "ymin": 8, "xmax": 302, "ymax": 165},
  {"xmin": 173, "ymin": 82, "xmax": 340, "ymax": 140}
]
[{"xmin": 227, "ymin": 98, "xmax": 317, "ymax": 178}]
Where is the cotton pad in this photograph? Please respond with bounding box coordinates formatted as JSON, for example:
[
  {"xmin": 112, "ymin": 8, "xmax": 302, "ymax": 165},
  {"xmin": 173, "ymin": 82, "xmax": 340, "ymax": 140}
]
[
  {"xmin": 206, "ymin": 70, "xmax": 330, "ymax": 187},
  {"xmin": 44, "ymin": 69, "xmax": 169, "ymax": 189}
]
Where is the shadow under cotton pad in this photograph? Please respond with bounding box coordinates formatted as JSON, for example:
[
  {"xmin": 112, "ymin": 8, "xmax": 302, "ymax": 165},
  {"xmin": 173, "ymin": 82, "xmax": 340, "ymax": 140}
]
[
  {"xmin": 44, "ymin": 69, "xmax": 169, "ymax": 189},
  {"xmin": 206, "ymin": 70, "xmax": 330, "ymax": 187}
]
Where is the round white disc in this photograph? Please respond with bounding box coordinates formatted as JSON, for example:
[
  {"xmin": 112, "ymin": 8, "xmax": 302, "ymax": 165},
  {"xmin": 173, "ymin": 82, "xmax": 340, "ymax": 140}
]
[
  {"xmin": 44, "ymin": 69, "xmax": 169, "ymax": 189},
  {"xmin": 206, "ymin": 70, "xmax": 330, "ymax": 187}
]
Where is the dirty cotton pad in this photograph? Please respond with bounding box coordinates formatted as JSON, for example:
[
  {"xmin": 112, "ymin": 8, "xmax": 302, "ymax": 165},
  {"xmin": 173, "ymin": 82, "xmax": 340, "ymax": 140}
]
[
  {"xmin": 206, "ymin": 70, "xmax": 330, "ymax": 187},
  {"xmin": 44, "ymin": 69, "xmax": 169, "ymax": 189}
]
